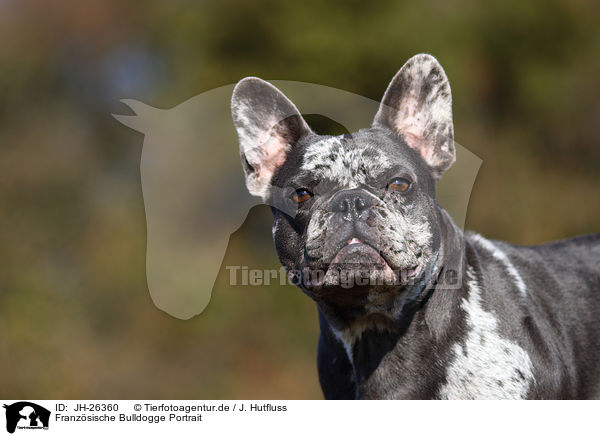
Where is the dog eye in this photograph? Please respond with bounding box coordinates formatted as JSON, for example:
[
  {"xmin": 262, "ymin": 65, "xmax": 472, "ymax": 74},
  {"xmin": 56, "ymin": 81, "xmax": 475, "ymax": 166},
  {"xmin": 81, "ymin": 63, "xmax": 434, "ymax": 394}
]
[
  {"xmin": 291, "ymin": 188, "xmax": 313, "ymax": 203},
  {"xmin": 388, "ymin": 177, "xmax": 411, "ymax": 192}
]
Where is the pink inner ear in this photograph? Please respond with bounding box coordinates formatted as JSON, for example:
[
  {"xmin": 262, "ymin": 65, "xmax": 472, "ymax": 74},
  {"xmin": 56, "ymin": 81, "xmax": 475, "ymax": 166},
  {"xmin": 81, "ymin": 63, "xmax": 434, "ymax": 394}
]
[
  {"xmin": 260, "ymin": 133, "xmax": 289, "ymax": 176},
  {"xmin": 400, "ymin": 131, "xmax": 435, "ymax": 161},
  {"xmin": 245, "ymin": 130, "xmax": 290, "ymax": 194},
  {"xmin": 394, "ymin": 94, "xmax": 436, "ymax": 160}
]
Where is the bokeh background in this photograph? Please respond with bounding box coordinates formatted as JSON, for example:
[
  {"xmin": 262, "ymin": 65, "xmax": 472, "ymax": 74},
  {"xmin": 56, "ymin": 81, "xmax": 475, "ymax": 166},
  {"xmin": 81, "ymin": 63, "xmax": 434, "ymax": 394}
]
[{"xmin": 1, "ymin": 0, "xmax": 599, "ymax": 399}]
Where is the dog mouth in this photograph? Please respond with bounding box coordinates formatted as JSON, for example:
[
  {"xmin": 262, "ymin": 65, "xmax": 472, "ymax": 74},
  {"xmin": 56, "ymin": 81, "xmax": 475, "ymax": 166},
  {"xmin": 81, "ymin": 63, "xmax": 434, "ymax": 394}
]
[
  {"xmin": 305, "ymin": 237, "xmax": 419, "ymax": 290},
  {"xmin": 331, "ymin": 237, "xmax": 391, "ymax": 269}
]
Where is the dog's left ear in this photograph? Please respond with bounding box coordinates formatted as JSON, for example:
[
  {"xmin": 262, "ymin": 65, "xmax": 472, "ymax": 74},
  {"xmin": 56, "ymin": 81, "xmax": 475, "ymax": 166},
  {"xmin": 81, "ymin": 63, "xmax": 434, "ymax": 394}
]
[{"xmin": 373, "ymin": 54, "xmax": 455, "ymax": 179}]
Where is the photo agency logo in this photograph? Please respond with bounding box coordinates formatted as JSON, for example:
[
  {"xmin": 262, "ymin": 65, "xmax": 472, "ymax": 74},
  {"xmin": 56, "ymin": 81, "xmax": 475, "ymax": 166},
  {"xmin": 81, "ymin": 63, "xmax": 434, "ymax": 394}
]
[
  {"xmin": 3, "ymin": 402, "xmax": 50, "ymax": 433},
  {"xmin": 113, "ymin": 81, "xmax": 482, "ymax": 320}
]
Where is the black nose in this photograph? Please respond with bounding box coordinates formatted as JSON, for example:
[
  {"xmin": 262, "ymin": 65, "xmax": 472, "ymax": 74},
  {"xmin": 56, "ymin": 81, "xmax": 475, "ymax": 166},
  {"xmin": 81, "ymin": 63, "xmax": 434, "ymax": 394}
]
[{"xmin": 330, "ymin": 188, "xmax": 374, "ymax": 220}]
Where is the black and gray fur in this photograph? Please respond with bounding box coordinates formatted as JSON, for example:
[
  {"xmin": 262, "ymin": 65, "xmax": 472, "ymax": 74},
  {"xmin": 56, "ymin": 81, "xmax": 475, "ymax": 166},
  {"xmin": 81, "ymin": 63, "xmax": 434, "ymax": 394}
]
[{"xmin": 231, "ymin": 54, "xmax": 600, "ymax": 399}]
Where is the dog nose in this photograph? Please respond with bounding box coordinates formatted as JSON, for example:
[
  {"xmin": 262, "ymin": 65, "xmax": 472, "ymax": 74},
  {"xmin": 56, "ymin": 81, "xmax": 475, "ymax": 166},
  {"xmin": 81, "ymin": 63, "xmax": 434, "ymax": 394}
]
[{"xmin": 330, "ymin": 188, "xmax": 373, "ymax": 220}]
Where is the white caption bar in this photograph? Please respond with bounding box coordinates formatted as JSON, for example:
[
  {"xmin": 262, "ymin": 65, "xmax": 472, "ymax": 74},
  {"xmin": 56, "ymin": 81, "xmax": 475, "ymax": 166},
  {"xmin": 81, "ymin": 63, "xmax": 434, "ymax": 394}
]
[{"xmin": 1, "ymin": 400, "xmax": 595, "ymax": 435}]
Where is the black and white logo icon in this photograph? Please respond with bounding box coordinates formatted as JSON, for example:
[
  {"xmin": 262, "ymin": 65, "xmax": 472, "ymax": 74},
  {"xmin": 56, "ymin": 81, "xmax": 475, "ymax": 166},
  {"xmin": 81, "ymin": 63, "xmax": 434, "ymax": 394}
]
[{"xmin": 3, "ymin": 402, "xmax": 50, "ymax": 433}]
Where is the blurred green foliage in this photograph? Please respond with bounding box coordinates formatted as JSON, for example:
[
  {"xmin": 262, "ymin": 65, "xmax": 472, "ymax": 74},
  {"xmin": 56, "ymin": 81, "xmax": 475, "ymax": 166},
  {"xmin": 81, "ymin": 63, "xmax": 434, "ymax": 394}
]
[{"xmin": 0, "ymin": 0, "xmax": 599, "ymax": 399}]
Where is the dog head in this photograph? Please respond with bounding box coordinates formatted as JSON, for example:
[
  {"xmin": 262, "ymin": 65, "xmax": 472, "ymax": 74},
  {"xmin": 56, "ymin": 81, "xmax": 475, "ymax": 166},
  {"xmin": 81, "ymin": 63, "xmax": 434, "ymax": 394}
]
[{"xmin": 231, "ymin": 54, "xmax": 455, "ymax": 331}]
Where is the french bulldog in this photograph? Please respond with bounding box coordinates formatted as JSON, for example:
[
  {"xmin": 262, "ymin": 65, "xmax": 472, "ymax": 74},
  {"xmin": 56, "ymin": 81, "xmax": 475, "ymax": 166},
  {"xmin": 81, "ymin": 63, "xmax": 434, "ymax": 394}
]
[{"xmin": 231, "ymin": 54, "xmax": 600, "ymax": 399}]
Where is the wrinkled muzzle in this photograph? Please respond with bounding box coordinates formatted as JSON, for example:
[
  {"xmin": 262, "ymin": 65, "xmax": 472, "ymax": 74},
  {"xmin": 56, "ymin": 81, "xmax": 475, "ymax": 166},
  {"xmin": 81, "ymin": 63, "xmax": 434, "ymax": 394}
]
[{"xmin": 302, "ymin": 188, "xmax": 432, "ymax": 296}]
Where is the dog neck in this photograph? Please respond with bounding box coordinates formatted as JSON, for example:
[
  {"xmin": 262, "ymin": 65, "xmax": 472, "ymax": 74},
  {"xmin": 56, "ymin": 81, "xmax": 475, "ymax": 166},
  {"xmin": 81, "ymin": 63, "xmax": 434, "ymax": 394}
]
[{"xmin": 318, "ymin": 207, "xmax": 467, "ymax": 398}]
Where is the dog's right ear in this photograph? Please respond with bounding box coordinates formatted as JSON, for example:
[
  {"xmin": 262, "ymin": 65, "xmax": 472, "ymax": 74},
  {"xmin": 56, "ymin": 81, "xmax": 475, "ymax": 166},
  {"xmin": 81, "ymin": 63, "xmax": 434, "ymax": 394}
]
[{"xmin": 231, "ymin": 78, "xmax": 312, "ymax": 200}]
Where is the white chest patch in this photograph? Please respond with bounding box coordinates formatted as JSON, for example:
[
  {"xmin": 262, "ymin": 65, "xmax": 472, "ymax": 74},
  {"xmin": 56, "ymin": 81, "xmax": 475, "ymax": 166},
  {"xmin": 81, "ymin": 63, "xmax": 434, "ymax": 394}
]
[{"xmin": 438, "ymin": 266, "xmax": 534, "ymax": 399}]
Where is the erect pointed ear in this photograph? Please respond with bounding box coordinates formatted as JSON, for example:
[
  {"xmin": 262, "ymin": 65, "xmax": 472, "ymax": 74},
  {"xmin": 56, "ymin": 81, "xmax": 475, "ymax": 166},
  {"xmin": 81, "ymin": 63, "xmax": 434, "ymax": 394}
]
[
  {"xmin": 231, "ymin": 78, "xmax": 312, "ymax": 199},
  {"xmin": 373, "ymin": 54, "xmax": 455, "ymax": 179}
]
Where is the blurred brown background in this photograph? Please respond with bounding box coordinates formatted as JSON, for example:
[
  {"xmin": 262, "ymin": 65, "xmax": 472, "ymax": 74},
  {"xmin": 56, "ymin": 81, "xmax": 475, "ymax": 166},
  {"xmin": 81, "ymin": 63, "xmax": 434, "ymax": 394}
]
[{"xmin": 1, "ymin": 0, "xmax": 599, "ymax": 399}]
